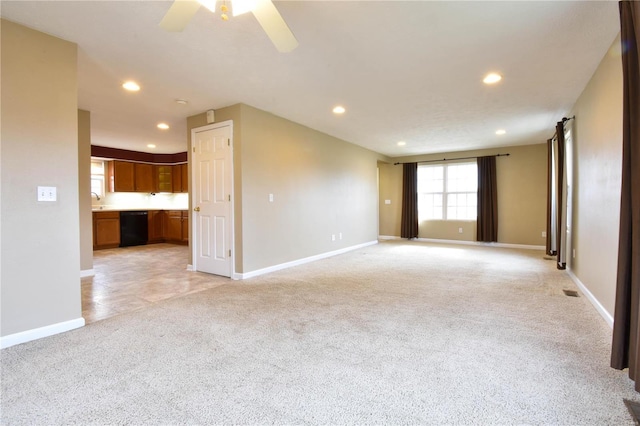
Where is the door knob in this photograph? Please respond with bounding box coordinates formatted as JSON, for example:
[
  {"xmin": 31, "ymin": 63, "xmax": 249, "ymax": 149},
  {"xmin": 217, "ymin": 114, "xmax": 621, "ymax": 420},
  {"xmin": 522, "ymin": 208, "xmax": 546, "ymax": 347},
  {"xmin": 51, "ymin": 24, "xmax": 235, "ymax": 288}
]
[{"xmin": 194, "ymin": 207, "xmax": 200, "ymax": 212}]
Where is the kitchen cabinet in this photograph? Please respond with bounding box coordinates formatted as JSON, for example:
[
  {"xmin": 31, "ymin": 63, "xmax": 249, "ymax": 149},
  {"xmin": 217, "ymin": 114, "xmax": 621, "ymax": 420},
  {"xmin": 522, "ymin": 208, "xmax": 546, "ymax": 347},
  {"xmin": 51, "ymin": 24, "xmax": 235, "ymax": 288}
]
[
  {"xmin": 147, "ymin": 210, "xmax": 164, "ymax": 243},
  {"xmin": 107, "ymin": 160, "xmax": 155, "ymax": 192},
  {"xmin": 134, "ymin": 163, "xmax": 154, "ymax": 192},
  {"xmin": 93, "ymin": 211, "xmax": 120, "ymax": 249},
  {"xmin": 172, "ymin": 163, "xmax": 188, "ymax": 193},
  {"xmin": 181, "ymin": 211, "xmax": 189, "ymax": 244},
  {"xmin": 108, "ymin": 161, "xmax": 134, "ymax": 192},
  {"xmin": 164, "ymin": 210, "xmax": 188, "ymax": 244},
  {"xmin": 155, "ymin": 165, "xmax": 173, "ymax": 193},
  {"xmin": 181, "ymin": 164, "xmax": 188, "ymax": 192}
]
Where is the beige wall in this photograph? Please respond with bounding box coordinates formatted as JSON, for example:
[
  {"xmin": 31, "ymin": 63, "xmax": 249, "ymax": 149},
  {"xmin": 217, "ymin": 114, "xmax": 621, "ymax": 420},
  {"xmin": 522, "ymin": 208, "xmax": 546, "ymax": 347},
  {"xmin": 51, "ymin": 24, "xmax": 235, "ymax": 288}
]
[
  {"xmin": 380, "ymin": 144, "xmax": 547, "ymax": 246},
  {"xmin": 1, "ymin": 20, "xmax": 82, "ymax": 336},
  {"xmin": 78, "ymin": 110, "xmax": 93, "ymax": 273},
  {"xmin": 378, "ymin": 162, "xmax": 402, "ymax": 237},
  {"xmin": 189, "ymin": 104, "xmax": 380, "ymax": 274},
  {"xmin": 569, "ymin": 35, "xmax": 623, "ymax": 318}
]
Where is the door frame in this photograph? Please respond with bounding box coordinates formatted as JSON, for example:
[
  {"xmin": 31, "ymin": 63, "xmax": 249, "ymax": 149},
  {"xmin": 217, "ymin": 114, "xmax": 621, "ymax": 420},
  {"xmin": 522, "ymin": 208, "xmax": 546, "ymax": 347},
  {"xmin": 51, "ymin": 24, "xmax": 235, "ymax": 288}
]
[{"xmin": 190, "ymin": 120, "xmax": 235, "ymax": 278}]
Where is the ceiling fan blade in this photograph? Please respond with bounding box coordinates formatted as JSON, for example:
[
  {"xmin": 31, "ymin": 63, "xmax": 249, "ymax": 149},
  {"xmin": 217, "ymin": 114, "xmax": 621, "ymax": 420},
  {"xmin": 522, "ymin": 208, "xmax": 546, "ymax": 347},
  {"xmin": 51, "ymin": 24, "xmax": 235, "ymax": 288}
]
[
  {"xmin": 251, "ymin": 0, "xmax": 298, "ymax": 53},
  {"xmin": 159, "ymin": 0, "xmax": 202, "ymax": 32}
]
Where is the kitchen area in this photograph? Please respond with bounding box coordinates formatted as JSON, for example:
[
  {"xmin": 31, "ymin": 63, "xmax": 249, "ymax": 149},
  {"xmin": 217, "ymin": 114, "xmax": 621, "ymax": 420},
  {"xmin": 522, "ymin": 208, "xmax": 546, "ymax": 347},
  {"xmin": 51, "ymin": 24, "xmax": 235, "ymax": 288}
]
[
  {"xmin": 83, "ymin": 147, "xmax": 227, "ymax": 324},
  {"xmin": 91, "ymin": 155, "xmax": 189, "ymax": 250}
]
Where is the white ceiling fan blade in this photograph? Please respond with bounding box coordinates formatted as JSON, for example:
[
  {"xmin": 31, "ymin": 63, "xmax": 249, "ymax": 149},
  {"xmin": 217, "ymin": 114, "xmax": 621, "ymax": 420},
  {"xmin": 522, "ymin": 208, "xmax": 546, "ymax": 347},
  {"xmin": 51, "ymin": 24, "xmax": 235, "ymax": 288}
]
[
  {"xmin": 251, "ymin": 0, "xmax": 298, "ymax": 53},
  {"xmin": 159, "ymin": 0, "xmax": 202, "ymax": 32}
]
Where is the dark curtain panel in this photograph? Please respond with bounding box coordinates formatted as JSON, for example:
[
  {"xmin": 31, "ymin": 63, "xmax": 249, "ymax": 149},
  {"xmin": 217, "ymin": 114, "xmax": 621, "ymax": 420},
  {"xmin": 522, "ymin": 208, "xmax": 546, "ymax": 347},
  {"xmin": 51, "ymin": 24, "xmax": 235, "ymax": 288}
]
[
  {"xmin": 400, "ymin": 163, "xmax": 418, "ymax": 239},
  {"xmin": 476, "ymin": 156, "xmax": 498, "ymax": 242},
  {"xmin": 555, "ymin": 122, "xmax": 566, "ymax": 270},
  {"xmin": 611, "ymin": 0, "xmax": 640, "ymax": 392},
  {"xmin": 546, "ymin": 139, "xmax": 555, "ymax": 255}
]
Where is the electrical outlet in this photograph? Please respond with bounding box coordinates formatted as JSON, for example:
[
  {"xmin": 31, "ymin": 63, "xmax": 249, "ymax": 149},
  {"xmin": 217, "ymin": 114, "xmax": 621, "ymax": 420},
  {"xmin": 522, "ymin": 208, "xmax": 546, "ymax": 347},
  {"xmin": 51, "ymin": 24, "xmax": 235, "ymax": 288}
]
[
  {"xmin": 268, "ymin": 193, "xmax": 274, "ymax": 202},
  {"xmin": 331, "ymin": 234, "xmax": 336, "ymax": 241},
  {"xmin": 542, "ymin": 231, "xmax": 547, "ymax": 238},
  {"xmin": 458, "ymin": 227, "xmax": 463, "ymax": 234},
  {"xmin": 384, "ymin": 199, "xmax": 391, "ymax": 205}
]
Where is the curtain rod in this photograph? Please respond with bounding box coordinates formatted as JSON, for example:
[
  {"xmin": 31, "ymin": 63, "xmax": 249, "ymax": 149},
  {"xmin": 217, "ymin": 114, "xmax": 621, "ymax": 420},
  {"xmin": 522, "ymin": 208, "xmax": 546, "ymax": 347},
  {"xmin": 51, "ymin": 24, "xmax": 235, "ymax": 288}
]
[{"xmin": 393, "ymin": 153, "xmax": 510, "ymax": 165}]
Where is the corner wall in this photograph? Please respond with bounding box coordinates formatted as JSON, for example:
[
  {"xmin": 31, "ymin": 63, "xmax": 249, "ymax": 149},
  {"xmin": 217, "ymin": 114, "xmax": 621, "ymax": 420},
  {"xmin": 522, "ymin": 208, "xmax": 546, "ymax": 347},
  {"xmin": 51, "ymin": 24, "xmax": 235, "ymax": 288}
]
[
  {"xmin": 378, "ymin": 162, "xmax": 402, "ymax": 237},
  {"xmin": 1, "ymin": 20, "xmax": 83, "ymax": 341},
  {"xmin": 569, "ymin": 35, "xmax": 623, "ymax": 321},
  {"xmin": 78, "ymin": 110, "xmax": 93, "ymax": 274}
]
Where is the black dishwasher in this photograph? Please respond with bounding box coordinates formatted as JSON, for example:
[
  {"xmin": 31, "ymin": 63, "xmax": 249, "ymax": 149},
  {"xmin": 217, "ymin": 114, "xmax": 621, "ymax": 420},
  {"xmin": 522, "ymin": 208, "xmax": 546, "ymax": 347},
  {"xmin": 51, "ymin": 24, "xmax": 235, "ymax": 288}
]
[{"xmin": 120, "ymin": 211, "xmax": 148, "ymax": 247}]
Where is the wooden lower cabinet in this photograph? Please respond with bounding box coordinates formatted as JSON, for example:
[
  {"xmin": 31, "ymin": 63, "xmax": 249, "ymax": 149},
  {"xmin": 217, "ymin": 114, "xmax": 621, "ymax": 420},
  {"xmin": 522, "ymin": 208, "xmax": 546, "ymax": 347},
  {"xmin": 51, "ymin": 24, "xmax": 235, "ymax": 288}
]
[
  {"xmin": 148, "ymin": 210, "xmax": 164, "ymax": 243},
  {"xmin": 93, "ymin": 211, "xmax": 120, "ymax": 249},
  {"xmin": 181, "ymin": 211, "xmax": 189, "ymax": 244},
  {"xmin": 164, "ymin": 210, "xmax": 189, "ymax": 244},
  {"xmin": 93, "ymin": 209, "xmax": 188, "ymax": 250}
]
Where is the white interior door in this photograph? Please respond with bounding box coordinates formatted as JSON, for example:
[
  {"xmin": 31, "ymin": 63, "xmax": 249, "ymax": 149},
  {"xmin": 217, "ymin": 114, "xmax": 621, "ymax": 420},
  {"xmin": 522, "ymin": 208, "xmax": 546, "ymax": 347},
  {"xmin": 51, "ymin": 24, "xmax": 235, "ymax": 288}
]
[{"xmin": 192, "ymin": 122, "xmax": 233, "ymax": 277}]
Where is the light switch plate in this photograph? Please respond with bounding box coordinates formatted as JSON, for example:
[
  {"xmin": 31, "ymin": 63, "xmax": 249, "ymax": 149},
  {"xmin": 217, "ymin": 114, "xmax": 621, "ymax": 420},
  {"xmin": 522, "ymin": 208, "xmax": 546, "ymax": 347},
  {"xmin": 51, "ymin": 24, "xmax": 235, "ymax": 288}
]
[
  {"xmin": 37, "ymin": 186, "xmax": 57, "ymax": 202},
  {"xmin": 385, "ymin": 199, "xmax": 391, "ymax": 205}
]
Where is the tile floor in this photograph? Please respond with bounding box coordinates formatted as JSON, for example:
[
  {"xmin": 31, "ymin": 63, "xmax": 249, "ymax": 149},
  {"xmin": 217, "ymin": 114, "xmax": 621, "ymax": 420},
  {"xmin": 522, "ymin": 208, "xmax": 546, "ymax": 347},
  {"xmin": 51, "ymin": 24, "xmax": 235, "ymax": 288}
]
[{"xmin": 81, "ymin": 243, "xmax": 230, "ymax": 324}]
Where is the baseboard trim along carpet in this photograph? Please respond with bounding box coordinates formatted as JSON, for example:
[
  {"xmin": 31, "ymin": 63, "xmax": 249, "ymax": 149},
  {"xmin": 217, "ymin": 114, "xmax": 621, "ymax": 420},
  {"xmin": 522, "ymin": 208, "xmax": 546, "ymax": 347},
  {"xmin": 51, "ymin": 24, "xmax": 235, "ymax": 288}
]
[
  {"xmin": 80, "ymin": 269, "xmax": 95, "ymax": 278},
  {"xmin": 1, "ymin": 317, "xmax": 85, "ymax": 349},
  {"xmin": 379, "ymin": 236, "xmax": 545, "ymax": 251},
  {"xmin": 568, "ymin": 269, "xmax": 614, "ymax": 328},
  {"xmin": 235, "ymin": 240, "xmax": 379, "ymax": 280},
  {"xmin": 417, "ymin": 237, "xmax": 544, "ymax": 251}
]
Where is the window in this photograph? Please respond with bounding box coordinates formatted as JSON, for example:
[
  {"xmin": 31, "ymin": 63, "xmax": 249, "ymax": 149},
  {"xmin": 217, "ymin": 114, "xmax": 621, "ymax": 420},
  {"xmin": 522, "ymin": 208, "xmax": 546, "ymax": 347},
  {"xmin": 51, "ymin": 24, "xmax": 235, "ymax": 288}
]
[
  {"xmin": 418, "ymin": 162, "xmax": 477, "ymax": 221},
  {"xmin": 91, "ymin": 160, "xmax": 105, "ymax": 198}
]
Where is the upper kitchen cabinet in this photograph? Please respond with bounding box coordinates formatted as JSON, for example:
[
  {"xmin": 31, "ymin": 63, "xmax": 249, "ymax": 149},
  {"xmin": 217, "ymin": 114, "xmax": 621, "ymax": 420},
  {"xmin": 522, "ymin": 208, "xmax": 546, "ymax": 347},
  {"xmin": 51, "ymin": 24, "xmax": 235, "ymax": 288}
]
[
  {"xmin": 107, "ymin": 160, "xmax": 154, "ymax": 192},
  {"xmin": 135, "ymin": 163, "xmax": 154, "ymax": 192},
  {"xmin": 172, "ymin": 163, "xmax": 188, "ymax": 193},
  {"xmin": 181, "ymin": 163, "xmax": 188, "ymax": 192},
  {"xmin": 108, "ymin": 160, "xmax": 134, "ymax": 192},
  {"xmin": 156, "ymin": 165, "xmax": 173, "ymax": 193}
]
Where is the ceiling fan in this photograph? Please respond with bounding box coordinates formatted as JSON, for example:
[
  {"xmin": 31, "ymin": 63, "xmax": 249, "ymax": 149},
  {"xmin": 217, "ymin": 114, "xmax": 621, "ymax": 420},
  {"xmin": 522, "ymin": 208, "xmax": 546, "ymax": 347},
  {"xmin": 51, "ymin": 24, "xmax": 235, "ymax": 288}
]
[{"xmin": 159, "ymin": 0, "xmax": 298, "ymax": 53}]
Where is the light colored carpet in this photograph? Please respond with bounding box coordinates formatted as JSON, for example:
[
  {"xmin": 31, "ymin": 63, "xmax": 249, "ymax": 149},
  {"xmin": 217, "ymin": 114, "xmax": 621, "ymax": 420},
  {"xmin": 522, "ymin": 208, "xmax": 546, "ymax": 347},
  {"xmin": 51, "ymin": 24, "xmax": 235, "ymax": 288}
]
[{"xmin": 1, "ymin": 240, "xmax": 638, "ymax": 425}]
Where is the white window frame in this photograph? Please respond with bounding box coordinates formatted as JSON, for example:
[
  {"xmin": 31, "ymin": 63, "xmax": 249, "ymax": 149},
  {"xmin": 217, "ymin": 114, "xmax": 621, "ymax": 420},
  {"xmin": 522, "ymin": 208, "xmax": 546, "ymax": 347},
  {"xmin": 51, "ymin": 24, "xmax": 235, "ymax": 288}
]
[
  {"xmin": 418, "ymin": 161, "xmax": 478, "ymax": 221},
  {"xmin": 90, "ymin": 159, "xmax": 106, "ymax": 198}
]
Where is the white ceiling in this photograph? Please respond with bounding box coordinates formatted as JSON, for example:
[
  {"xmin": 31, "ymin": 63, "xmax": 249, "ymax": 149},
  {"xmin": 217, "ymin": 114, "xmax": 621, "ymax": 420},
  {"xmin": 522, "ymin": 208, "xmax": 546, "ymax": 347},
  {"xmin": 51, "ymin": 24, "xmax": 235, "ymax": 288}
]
[{"xmin": 1, "ymin": 1, "xmax": 621, "ymax": 157}]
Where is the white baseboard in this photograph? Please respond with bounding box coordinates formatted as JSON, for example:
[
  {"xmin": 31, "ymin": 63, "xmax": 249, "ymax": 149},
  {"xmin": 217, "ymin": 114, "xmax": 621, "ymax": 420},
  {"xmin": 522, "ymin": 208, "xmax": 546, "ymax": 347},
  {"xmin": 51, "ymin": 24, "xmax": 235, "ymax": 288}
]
[
  {"xmin": 414, "ymin": 237, "xmax": 544, "ymax": 251},
  {"xmin": 80, "ymin": 269, "xmax": 95, "ymax": 278},
  {"xmin": 378, "ymin": 236, "xmax": 544, "ymax": 250},
  {"xmin": 235, "ymin": 240, "xmax": 379, "ymax": 280},
  {"xmin": 378, "ymin": 235, "xmax": 402, "ymax": 240},
  {"xmin": 567, "ymin": 269, "xmax": 614, "ymax": 328},
  {"xmin": 1, "ymin": 317, "xmax": 85, "ymax": 349}
]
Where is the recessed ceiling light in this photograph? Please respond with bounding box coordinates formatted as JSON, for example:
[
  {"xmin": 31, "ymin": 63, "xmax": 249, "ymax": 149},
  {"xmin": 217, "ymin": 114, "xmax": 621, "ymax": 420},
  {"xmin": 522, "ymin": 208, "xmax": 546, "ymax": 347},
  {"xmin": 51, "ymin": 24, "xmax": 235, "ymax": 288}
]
[
  {"xmin": 147, "ymin": 144, "xmax": 156, "ymax": 148},
  {"xmin": 397, "ymin": 141, "xmax": 406, "ymax": 146},
  {"xmin": 483, "ymin": 73, "xmax": 502, "ymax": 85},
  {"xmin": 157, "ymin": 123, "xmax": 170, "ymax": 130},
  {"xmin": 495, "ymin": 129, "xmax": 506, "ymax": 135},
  {"xmin": 175, "ymin": 99, "xmax": 188, "ymax": 105},
  {"xmin": 332, "ymin": 105, "xmax": 346, "ymax": 114},
  {"xmin": 122, "ymin": 81, "xmax": 140, "ymax": 91}
]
